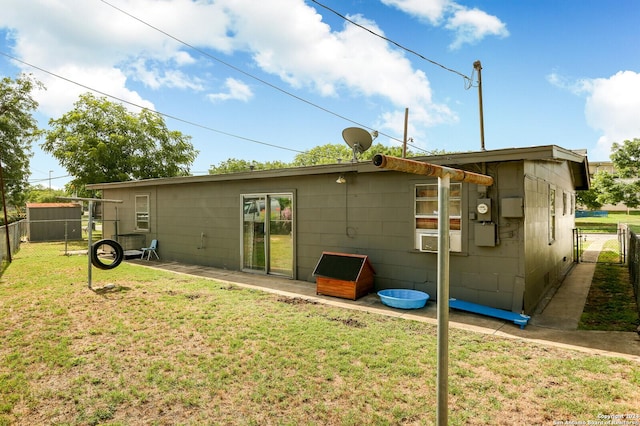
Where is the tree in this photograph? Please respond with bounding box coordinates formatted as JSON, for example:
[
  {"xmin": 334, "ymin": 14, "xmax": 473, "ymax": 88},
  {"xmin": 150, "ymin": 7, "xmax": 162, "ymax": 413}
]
[
  {"xmin": 577, "ymin": 169, "xmax": 640, "ymax": 211},
  {"xmin": 43, "ymin": 93, "xmax": 198, "ymax": 195},
  {"xmin": 209, "ymin": 158, "xmax": 289, "ymax": 174},
  {"xmin": 610, "ymin": 138, "xmax": 640, "ymax": 178},
  {"xmin": 24, "ymin": 184, "xmax": 68, "ymax": 204},
  {"xmin": 599, "ymin": 138, "xmax": 640, "ymax": 211},
  {"xmin": 292, "ymin": 144, "xmax": 354, "ymax": 166},
  {"xmin": 0, "ymin": 74, "xmax": 44, "ymax": 207},
  {"xmin": 208, "ymin": 141, "xmax": 443, "ymax": 174},
  {"xmin": 291, "ymin": 142, "xmax": 417, "ymax": 166},
  {"xmin": 575, "ymin": 187, "xmax": 603, "ymax": 211}
]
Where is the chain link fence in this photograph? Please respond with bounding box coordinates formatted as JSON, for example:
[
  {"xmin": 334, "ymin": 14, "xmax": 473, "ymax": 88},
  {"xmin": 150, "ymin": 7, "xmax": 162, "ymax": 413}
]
[
  {"xmin": 627, "ymin": 228, "xmax": 640, "ymax": 318},
  {"xmin": 1, "ymin": 218, "xmax": 151, "ymax": 274},
  {"xmin": 0, "ymin": 220, "xmax": 25, "ymax": 269}
]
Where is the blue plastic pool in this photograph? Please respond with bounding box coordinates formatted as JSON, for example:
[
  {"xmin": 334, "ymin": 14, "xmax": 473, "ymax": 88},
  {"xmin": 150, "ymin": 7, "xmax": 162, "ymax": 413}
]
[{"xmin": 378, "ymin": 289, "xmax": 430, "ymax": 309}]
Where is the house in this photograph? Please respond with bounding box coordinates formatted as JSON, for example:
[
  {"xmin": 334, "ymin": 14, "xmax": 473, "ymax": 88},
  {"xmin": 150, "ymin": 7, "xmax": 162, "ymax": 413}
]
[{"xmin": 88, "ymin": 144, "xmax": 589, "ymax": 314}]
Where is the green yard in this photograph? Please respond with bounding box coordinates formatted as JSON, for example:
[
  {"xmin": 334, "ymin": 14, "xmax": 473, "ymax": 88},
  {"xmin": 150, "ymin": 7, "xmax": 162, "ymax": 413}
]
[
  {"xmin": 576, "ymin": 210, "xmax": 640, "ymax": 233},
  {"xmin": 1, "ymin": 242, "xmax": 639, "ymax": 425}
]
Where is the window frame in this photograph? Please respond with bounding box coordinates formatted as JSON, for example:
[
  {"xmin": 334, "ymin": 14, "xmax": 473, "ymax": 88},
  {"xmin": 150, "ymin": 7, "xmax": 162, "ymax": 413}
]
[
  {"xmin": 414, "ymin": 182, "xmax": 462, "ymax": 252},
  {"xmin": 241, "ymin": 192, "xmax": 295, "ymax": 278},
  {"xmin": 135, "ymin": 194, "xmax": 150, "ymax": 232}
]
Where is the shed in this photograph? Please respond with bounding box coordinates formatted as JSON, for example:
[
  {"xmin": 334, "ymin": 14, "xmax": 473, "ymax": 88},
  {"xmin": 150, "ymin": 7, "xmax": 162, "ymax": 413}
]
[{"xmin": 26, "ymin": 203, "xmax": 82, "ymax": 242}]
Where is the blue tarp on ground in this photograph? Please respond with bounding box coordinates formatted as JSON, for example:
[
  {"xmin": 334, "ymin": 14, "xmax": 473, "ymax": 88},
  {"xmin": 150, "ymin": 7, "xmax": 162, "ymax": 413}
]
[
  {"xmin": 576, "ymin": 210, "xmax": 608, "ymax": 218},
  {"xmin": 449, "ymin": 298, "xmax": 531, "ymax": 329}
]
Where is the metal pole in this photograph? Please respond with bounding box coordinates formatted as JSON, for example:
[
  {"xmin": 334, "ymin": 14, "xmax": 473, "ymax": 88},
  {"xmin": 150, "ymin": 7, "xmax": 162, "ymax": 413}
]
[
  {"xmin": 474, "ymin": 60, "xmax": 485, "ymax": 151},
  {"xmin": 372, "ymin": 154, "xmax": 492, "ymax": 425},
  {"xmin": 436, "ymin": 174, "xmax": 450, "ymax": 426},
  {"xmin": 88, "ymin": 200, "xmax": 93, "ymax": 290},
  {"xmin": 57, "ymin": 197, "xmax": 122, "ymax": 291}
]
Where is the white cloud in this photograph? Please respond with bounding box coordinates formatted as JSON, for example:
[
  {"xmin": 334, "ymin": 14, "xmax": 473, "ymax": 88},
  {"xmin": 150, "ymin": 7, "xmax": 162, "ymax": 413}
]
[
  {"xmin": 207, "ymin": 78, "xmax": 253, "ymax": 102},
  {"xmin": 583, "ymin": 71, "xmax": 640, "ymax": 159},
  {"xmin": 220, "ymin": 1, "xmax": 455, "ymax": 129},
  {"xmin": 550, "ymin": 70, "xmax": 640, "ymax": 159},
  {"xmin": 0, "ymin": 0, "xmax": 457, "ymax": 131},
  {"xmin": 0, "ymin": 0, "xmax": 232, "ymax": 116},
  {"xmin": 127, "ymin": 58, "xmax": 204, "ymax": 91},
  {"xmin": 380, "ymin": 0, "xmax": 450, "ymax": 24},
  {"xmin": 445, "ymin": 7, "xmax": 509, "ymax": 49},
  {"xmin": 381, "ymin": 0, "xmax": 508, "ymax": 49},
  {"xmin": 35, "ymin": 64, "xmax": 155, "ymax": 118}
]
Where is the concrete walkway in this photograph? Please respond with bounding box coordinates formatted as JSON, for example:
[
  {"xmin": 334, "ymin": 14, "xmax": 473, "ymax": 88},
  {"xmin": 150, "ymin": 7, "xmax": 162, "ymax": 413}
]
[
  {"xmin": 530, "ymin": 233, "xmax": 609, "ymax": 330},
  {"xmin": 127, "ymin": 237, "xmax": 640, "ymax": 362}
]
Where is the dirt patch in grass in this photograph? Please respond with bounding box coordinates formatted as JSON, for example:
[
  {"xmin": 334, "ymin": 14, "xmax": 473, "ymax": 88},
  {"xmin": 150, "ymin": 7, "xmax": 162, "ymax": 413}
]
[{"xmin": 277, "ymin": 295, "xmax": 319, "ymax": 305}]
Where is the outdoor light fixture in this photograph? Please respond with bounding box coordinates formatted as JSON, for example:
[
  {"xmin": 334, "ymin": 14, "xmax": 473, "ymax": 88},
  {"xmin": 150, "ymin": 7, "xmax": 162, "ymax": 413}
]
[{"xmin": 336, "ymin": 175, "xmax": 346, "ymax": 184}]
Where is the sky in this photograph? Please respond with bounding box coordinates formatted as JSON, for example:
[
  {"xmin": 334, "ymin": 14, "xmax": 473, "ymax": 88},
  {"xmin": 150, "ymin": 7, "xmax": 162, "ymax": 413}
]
[{"xmin": 1, "ymin": 0, "xmax": 639, "ymax": 189}]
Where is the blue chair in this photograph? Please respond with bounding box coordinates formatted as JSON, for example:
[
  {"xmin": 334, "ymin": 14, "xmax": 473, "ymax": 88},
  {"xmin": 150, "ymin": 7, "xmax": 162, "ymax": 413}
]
[{"xmin": 141, "ymin": 239, "xmax": 159, "ymax": 260}]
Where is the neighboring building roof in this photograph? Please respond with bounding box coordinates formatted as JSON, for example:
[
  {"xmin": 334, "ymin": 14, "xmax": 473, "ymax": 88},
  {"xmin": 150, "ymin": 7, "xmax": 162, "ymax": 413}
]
[
  {"xmin": 588, "ymin": 161, "xmax": 616, "ymax": 176},
  {"xmin": 26, "ymin": 203, "xmax": 81, "ymax": 208},
  {"xmin": 87, "ymin": 144, "xmax": 590, "ymax": 191}
]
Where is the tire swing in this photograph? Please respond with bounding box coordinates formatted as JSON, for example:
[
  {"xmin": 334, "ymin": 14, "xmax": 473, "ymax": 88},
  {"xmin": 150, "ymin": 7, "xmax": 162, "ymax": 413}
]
[{"xmin": 91, "ymin": 239, "xmax": 124, "ymax": 270}]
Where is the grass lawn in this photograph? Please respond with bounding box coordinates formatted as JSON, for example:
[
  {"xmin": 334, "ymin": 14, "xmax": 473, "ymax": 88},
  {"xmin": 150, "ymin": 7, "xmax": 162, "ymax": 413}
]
[
  {"xmin": 576, "ymin": 211, "xmax": 640, "ymax": 233},
  {"xmin": 1, "ymin": 243, "xmax": 640, "ymax": 425},
  {"xmin": 579, "ymin": 239, "xmax": 640, "ymax": 331}
]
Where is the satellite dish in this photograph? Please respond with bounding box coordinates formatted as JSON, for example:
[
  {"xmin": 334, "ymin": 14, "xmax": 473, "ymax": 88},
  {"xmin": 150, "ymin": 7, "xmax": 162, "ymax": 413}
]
[{"xmin": 342, "ymin": 127, "xmax": 374, "ymax": 162}]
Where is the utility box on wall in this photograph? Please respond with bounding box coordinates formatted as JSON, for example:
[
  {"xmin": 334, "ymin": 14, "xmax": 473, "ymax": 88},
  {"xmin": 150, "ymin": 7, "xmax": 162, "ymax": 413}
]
[
  {"xmin": 502, "ymin": 197, "xmax": 524, "ymax": 218},
  {"xmin": 475, "ymin": 223, "xmax": 496, "ymax": 247},
  {"xmin": 313, "ymin": 252, "xmax": 375, "ymax": 300}
]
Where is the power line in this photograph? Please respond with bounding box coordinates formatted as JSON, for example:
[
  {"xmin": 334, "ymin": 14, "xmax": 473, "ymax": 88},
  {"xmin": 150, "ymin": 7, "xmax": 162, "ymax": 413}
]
[
  {"xmin": 28, "ymin": 174, "xmax": 71, "ymax": 184},
  {"xmin": 309, "ymin": 0, "xmax": 474, "ymax": 88},
  {"xmin": 97, "ymin": 0, "xmax": 429, "ymax": 153},
  {"xmin": 2, "ymin": 1, "xmax": 433, "ymax": 157},
  {"xmin": 0, "ymin": 51, "xmax": 305, "ymax": 155}
]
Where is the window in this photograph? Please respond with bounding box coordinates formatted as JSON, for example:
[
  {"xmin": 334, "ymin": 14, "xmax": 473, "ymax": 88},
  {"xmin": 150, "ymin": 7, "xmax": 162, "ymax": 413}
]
[
  {"xmin": 415, "ymin": 183, "xmax": 462, "ymax": 252},
  {"xmin": 549, "ymin": 187, "xmax": 556, "ymax": 243},
  {"xmin": 135, "ymin": 195, "xmax": 149, "ymax": 231}
]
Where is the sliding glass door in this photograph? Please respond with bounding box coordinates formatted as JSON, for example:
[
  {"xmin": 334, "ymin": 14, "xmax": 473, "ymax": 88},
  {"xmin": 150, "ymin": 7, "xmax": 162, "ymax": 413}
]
[{"xmin": 242, "ymin": 193, "xmax": 293, "ymax": 278}]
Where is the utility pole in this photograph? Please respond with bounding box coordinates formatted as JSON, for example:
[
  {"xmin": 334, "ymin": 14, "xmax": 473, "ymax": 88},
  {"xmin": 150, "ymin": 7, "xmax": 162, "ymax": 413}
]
[
  {"xmin": 474, "ymin": 60, "xmax": 486, "ymax": 151},
  {"xmin": 0, "ymin": 159, "xmax": 12, "ymax": 263},
  {"xmin": 402, "ymin": 107, "xmax": 409, "ymax": 158},
  {"xmin": 49, "ymin": 170, "xmax": 53, "ymax": 190}
]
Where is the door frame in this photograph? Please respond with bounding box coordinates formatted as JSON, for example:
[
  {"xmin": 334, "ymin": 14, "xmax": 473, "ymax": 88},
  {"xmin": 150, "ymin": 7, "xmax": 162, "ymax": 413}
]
[{"xmin": 240, "ymin": 192, "xmax": 295, "ymax": 278}]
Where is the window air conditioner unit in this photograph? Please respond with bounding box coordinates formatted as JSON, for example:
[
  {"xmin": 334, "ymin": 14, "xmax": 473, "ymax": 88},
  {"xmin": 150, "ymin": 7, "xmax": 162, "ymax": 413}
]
[{"xmin": 420, "ymin": 234, "xmax": 438, "ymax": 252}]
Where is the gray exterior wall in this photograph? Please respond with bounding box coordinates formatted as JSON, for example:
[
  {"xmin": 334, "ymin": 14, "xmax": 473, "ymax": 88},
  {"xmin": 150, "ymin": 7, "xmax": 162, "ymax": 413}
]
[
  {"xmin": 522, "ymin": 160, "xmax": 576, "ymax": 313},
  {"xmin": 95, "ymin": 146, "xmax": 586, "ymax": 315}
]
